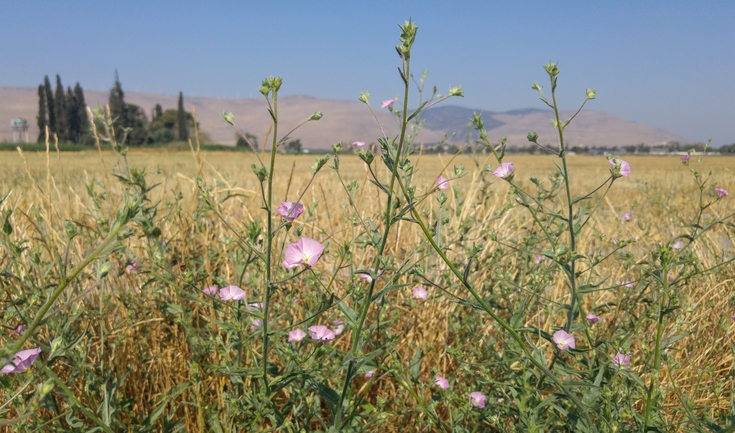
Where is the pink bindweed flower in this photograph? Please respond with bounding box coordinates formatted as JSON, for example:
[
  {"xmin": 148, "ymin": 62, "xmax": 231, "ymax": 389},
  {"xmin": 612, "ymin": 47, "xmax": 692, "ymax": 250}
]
[
  {"xmin": 251, "ymin": 319, "xmax": 262, "ymax": 331},
  {"xmin": 716, "ymin": 188, "xmax": 728, "ymax": 197},
  {"xmin": 435, "ymin": 176, "xmax": 449, "ymax": 190},
  {"xmin": 434, "ymin": 375, "xmax": 450, "ymax": 390},
  {"xmin": 623, "ymin": 212, "xmax": 632, "ymax": 221},
  {"xmin": 11, "ymin": 325, "xmax": 23, "ymax": 336},
  {"xmin": 352, "ymin": 141, "xmax": 366, "ymax": 149},
  {"xmin": 126, "ymin": 262, "xmax": 139, "ymax": 273},
  {"xmin": 283, "ymin": 238, "xmax": 325, "ymax": 269},
  {"xmin": 672, "ymin": 240, "xmax": 685, "ymax": 249},
  {"xmin": 493, "ymin": 162, "xmax": 514, "ymax": 180},
  {"xmin": 681, "ymin": 155, "xmax": 690, "ymax": 163},
  {"xmin": 730, "ymin": 315, "xmax": 735, "ymax": 322},
  {"xmin": 288, "ymin": 328, "xmax": 307, "ymax": 342},
  {"xmin": 381, "ymin": 99, "xmax": 395, "ymax": 109},
  {"xmin": 412, "ymin": 286, "xmax": 428, "ymax": 300},
  {"xmin": 470, "ymin": 391, "xmax": 487, "ymax": 409},
  {"xmin": 308, "ymin": 325, "xmax": 336, "ymax": 342},
  {"xmin": 586, "ymin": 314, "xmax": 601, "ymax": 324},
  {"xmin": 219, "ymin": 285, "xmax": 246, "ymax": 301},
  {"xmin": 277, "ymin": 201, "xmax": 305, "ymax": 222},
  {"xmin": 533, "ymin": 255, "xmax": 544, "ymax": 264},
  {"xmin": 357, "ymin": 268, "xmax": 383, "ymax": 283},
  {"xmin": 1, "ymin": 348, "xmax": 42, "ymax": 374},
  {"xmin": 552, "ymin": 330, "xmax": 576, "ymax": 350},
  {"xmin": 608, "ymin": 157, "xmax": 631, "ymax": 177},
  {"xmin": 203, "ymin": 286, "xmax": 219, "ymax": 296},
  {"xmin": 291, "ymin": 298, "xmax": 300, "ymax": 304},
  {"xmin": 364, "ymin": 369, "xmax": 376, "ymax": 378},
  {"xmin": 332, "ymin": 320, "xmax": 345, "ymax": 335},
  {"xmin": 612, "ymin": 353, "xmax": 631, "ymax": 369}
]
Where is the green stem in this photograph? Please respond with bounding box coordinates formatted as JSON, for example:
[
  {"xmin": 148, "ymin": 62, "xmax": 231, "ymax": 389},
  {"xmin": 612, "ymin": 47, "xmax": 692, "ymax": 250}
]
[
  {"xmin": 262, "ymin": 90, "xmax": 279, "ymax": 393},
  {"xmin": 643, "ymin": 264, "xmax": 668, "ymax": 430},
  {"xmin": 334, "ymin": 50, "xmax": 413, "ymax": 430},
  {"xmin": 550, "ymin": 84, "xmax": 578, "ymax": 332},
  {"xmin": 3, "ymin": 221, "xmax": 126, "ymax": 360}
]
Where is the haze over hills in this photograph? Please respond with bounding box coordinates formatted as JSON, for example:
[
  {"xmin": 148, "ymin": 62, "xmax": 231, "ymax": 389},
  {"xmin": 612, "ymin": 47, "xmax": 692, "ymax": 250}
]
[{"xmin": 0, "ymin": 86, "xmax": 692, "ymax": 150}]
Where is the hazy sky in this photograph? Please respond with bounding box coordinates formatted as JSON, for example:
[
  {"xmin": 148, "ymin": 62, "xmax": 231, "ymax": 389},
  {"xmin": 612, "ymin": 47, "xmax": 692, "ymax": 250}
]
[{"xmin": 2, "ymin": 1, "xmax": 734, "ymax": 145}]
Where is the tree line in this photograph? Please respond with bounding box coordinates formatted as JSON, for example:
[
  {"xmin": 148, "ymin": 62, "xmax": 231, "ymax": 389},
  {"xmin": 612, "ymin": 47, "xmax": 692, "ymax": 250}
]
[{"xmin": 37, "ymin": 72, "xmax": 195, "ymax": 146}]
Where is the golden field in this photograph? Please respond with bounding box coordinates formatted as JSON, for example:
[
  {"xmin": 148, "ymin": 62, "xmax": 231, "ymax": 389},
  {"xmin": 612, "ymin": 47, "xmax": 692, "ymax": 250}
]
[{"xmin": 1, "ymin": 149, "xmax": 734, "ymax": 431}]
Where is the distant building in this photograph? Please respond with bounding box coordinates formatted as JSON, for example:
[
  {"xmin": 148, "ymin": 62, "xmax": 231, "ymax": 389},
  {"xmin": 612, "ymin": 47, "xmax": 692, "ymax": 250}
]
[{"xmin": 11, "ymin": 118, "xmax": 29, "ymax": 143}]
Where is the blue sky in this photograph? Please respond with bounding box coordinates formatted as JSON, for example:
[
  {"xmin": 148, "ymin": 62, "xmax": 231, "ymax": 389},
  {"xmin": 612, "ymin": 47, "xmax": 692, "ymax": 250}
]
[{"xmin": 2, "ymin": 1, "xmax": 734, "ymax": 145}]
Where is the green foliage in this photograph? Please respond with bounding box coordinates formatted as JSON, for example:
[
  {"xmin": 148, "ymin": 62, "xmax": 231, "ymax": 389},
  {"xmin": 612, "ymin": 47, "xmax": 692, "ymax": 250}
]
[{"xmin": 177, "ymin": 92, "xmax": 188, "ymax": 141}]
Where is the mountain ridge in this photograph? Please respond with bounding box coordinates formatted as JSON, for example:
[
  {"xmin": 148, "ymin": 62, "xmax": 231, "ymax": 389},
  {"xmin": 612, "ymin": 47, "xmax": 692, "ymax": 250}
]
[{"xmin": 0, "ymin": 86, "xmax": 692, "ymax": 149}]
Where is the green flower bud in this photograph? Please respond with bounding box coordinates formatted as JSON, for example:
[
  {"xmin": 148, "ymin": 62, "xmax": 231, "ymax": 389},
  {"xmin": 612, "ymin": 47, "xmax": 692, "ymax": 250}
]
[
  {"xmin": 454, "ymin": 165, "xmax": 465, "ymax": 176},
  {"xmin": 527, "ymin": 131, "xmax": 539, "ymax": 143},
  {"xmin": 332, "ymin": 142, "xmax": 342, "ymax": 153},
  {"xmin": 437, "ymin": 192, "xmax": 448, "ymax": 205},
  {"xmin": 358, "ymin": 91, "xmax": 370, "ymax": 104},
  {"xmin": 448, "ymin": 85, "xmax": 464, "ymax": 97},
  {"xmin": 586, "ymin": 89, "xmax": 597, "ymax": 100},
  {"xmin": 543, "ymin": 62, "xmax": 560, "ymax": 77},
  {"xmin": 96, "ymin": 261, "xmax": 112, "ymax": 279},
  {"xmin": 221, "ymin": 111, "xmax": 235, "ymax": 125},
  {"xmin": 531, "ymin": 82, "xmax": 542, "ymax": 91},
  {"xmin": 308, "ymin": 111, "xmax": 323, "ymax": 121}
]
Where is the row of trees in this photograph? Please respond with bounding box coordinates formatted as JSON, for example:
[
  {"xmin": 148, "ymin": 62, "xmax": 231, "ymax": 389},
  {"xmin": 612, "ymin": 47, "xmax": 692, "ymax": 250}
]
[
  {"xmin": 37, "ymin": 75, "xmax": 87, "ymax": 143},
  {"xmin": 36, "ymin": 72, "xmax": 195, "ymax": 146}
]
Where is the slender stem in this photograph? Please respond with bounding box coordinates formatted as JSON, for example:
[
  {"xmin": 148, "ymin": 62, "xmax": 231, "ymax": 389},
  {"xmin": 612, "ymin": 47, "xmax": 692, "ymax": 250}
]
[
  {"xmin": 262, "ymin": 91, "xmax": 279, "ymax": 393},
  {"xmin": 551, "ymin": 83, "xmax": 578, "ymax": 332},
  {"xmin": 643, "ymin": 264, "xmax": 668, "ymax": 429},
  {"xmin": 334, "ymin": 50, "xmax": 413, "ymax": 430}
]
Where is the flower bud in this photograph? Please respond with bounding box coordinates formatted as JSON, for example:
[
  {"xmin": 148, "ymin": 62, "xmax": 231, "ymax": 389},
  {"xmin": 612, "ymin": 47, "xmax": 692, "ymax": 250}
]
[
  {"xmin": 358, "ymin": 91, "xmax": 370, "ymax": 104},
  {"xmin": 308, "ymin": 111, "xmax": 323, "ymax": 121},
  {"xmin": 586, "ymin": 89, "xmax": 597, "ymax": 100},
  {"xmin": 527, "ymin": 132, "xmax": 539, "ymax": 143},
  {"xmin": 448, "ymin": 86, "xmax": 464, "ymax": 97},
  {"xmin": 221, "ymin": 111, "xmax": 235, "ymax": 125}
]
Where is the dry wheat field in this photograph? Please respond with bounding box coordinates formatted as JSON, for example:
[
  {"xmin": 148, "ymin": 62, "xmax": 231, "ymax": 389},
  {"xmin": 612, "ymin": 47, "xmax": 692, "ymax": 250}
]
[{"xmin": 1, "ymin": 148, "xmax": 734, "ymax": 431}]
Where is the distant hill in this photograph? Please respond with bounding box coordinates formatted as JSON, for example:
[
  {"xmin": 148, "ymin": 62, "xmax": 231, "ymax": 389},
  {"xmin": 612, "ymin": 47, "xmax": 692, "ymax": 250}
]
[{"xmin": 0, "ymin": 86, "xmax": 691, "ymax": 150}]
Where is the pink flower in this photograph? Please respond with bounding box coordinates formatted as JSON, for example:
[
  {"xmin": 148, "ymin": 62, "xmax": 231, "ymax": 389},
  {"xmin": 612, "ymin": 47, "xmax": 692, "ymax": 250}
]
[
  {"xmin": 716, "ymin": 188, "xmax": 728, "ymax": 197},
  {"xmin": 681, "ymin": 155, "xmax": 690, "ymax": 163},
  {"xmin": 412, "ymin": 286, "xmax": 428, "ymax": 300},
  {"xmin": 357, "ymin": 268, "xmax": 383, "ymax": 283},
  {"xmin": 435, "ymin": 176, "xmax": 449, "ymax": 190},
  {"xmin": 470, "ymin": 391, "xmax": 487, "ymax": 409},
  {"xmin": 352, "ymin": 141, "xmax": 366, "ymax": 148},
  {"xmin": 612, "ymin": 353, "xmax": 631, "ymax": 369},
  {"xmin": 493, "ymin": 162, "xmax": 514, "ymax": 180},
  {"xmin": 332, "ymin": 320, "xmax": 345, "ymax": 335},
  {"xmin": 623, "ymin": 212, "xmax": 632, "ymax": 221},
  {"xmin": 277, "ymin": 201, "xmax": 304, "ymax": 222},
  {"xmin": 203, "ymin": 286, "xmax": 219, "ymax": 296},
  {"xmin": 1, "ymin": 348, "xmax": 42, "ymax": 374},
  {"xmin": 283, "ymin": 238, "xmax": 325, "ymax": 269},
  {"xmin": 126, "ymin": 261, "xmax": 139, "ymax": 273},
  {"xmin": 251, "ymin": 319, "xmax": 263, "ymax": 330},
  {"xmin": 672, "ymin": 240, "xmax": 685, "ymax": 250},
  {"xmin": 434, "ymin": 375, "xmax": 450, "ymax": 390},
  {"xmin": 381, "ymin": 99, "xmax": 395, "ymax": 109},
  {"xmin": 219, "ymin": 285, "xmax": 246, "ymax": 301},
  {"xmin": 608, "ymin": 157, "xmax": 631, "ymax": 177},
  {"xmin": 288, "ymin": 328, "xmax": 307, "ymax": 342},
  {"xmin": 586, "ymin": 314, "xmax": 600, "ymax": 324},
  {"xmin": 533, "ymin": 255, "xmax": 544, "ymax": 264},
  {"xmin": 730, "ymin": 315, "xmax": 735, "ymax": 322},
  {"xmin": 11, "ymin": 325, "xmax": 22, "ymax": 336},
  {"xmin": 364, "ymin": 369, "xmax": 376, "ymax": 378},
  {"xmin": 552, "ymin": 330, "xmax": 576, "ymax": 350},
  {"xmin": 308, "ymin": 325, "xmax": 335, "ymax": 342}
]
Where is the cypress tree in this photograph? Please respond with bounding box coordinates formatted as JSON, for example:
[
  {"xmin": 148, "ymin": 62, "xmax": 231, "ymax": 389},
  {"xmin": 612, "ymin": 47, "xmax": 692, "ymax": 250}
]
[
  {"xmin": 37, "ymin": 84, "xmax": 47, "ymax": 142},
  {"xmin": 154, "ymin": 104, "xmax": 163, "ymax": 121},
  {"xmin": 44, "ymin": 76, "xmax": 56, "ymax": 133},
  {"xmin": 109, "ymin": 70, "xmax": 128, "ymax": 140},
  {"xmin": 54, "ymin": 75, "xmax": 68, "ymax": 141},
  {"xmin": 73, "ymin": 83, "xmax": 87, "ymax": 139},
  {"xmin": 66, "ymin": 86, "xmax": 80, "ymax": 142},
  {"xmin": 177, "ymin": 92, "xmax": 188, "ymax": 141}
]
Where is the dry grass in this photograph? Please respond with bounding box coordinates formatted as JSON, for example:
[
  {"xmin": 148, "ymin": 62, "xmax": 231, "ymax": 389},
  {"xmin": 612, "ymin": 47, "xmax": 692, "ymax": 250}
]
[{"xmin": 1, "ymin": 149, "xmax": 734, "ymax": 431}]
